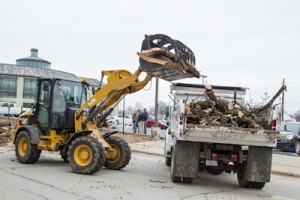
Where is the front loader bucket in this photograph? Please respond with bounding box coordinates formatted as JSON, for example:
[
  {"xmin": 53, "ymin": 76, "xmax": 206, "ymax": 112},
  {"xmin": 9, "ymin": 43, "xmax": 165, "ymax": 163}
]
[{"xmin": 138, "ymin": 34, "xmax": 200, "ymax": 81}]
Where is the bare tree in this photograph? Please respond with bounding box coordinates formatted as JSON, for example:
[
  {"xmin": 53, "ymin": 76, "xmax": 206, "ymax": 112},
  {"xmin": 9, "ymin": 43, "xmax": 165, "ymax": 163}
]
[
  {"xmin": 126, "ymin": 105, "xmax": 134, "ymax": 115},
  {"xmin": 148, "ymin": 106, "xmax": 155, "ymax": 116},
  {"xmin": 158, "ymin": 101, "xmax": 167, "ymax": 115},
  {"xmin": 293, "ymin": 110, "xmax": 300, "ymax": 122},
  {"xmin": 134, "ymin": 102, "xmax": 143, "ymax": 111}
]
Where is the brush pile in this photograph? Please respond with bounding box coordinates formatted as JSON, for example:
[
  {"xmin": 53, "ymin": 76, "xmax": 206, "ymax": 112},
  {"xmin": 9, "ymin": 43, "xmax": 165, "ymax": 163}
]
[
  {"xmin": 185, "ymin": 84, "xmax": 286, "ymax": 129},
  {"xmin": 0, "ymin": 118, "xmax": 13, "ymax": 146}
]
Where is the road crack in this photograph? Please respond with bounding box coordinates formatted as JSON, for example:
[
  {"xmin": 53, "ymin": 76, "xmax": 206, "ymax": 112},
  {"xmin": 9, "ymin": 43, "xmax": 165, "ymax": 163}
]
[{"xmin": 0, "ymin": 168, "xmax": 98, "ymax": 200}]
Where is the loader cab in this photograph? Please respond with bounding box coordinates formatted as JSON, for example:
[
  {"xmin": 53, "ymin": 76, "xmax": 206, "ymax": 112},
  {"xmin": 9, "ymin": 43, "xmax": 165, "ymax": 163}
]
[{"xmin": 34, "ymin": 78, "xmax": 87, "ymax": 132}]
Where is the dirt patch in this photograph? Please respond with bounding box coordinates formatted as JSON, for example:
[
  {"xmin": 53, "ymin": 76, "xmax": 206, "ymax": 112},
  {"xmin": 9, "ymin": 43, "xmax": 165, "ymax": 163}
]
[
  {"xmin": 0, "ymin": 127, "xmax": 12, "ymax": 146},
  {"xmin": 115, "ymin": 132, "xmax": 153, "ymax": 143}
]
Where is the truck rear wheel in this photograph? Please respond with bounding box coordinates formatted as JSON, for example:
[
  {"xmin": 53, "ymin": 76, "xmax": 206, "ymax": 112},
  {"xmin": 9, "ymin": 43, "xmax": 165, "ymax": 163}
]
[
  {"xmin": 252, "ymin": 182, "xmax": 265, "ymax": 189},
  {"xmin": 104, "ymin": 136, "xmax": 131, "ymax": 170},
  {"xmin": 15, "ymin": 130, "xmax": 41, "ymax": 164},
  {"xmin": 165, "ymin": 155, "xmax": 171, "ymax": 166},
  {"xmin": 68, "ymin": 136, "xmax": 105, "ymax": 174},
  {"xmin": 237, "ymin": 162, "xmax": 253, "ymax": 188}
]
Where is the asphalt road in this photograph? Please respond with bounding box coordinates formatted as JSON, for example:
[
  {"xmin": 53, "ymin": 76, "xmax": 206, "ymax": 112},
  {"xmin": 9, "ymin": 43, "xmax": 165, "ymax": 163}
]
[{"xmin": 1, "ymin": 146, "xmax": 300, "ymax": 200}]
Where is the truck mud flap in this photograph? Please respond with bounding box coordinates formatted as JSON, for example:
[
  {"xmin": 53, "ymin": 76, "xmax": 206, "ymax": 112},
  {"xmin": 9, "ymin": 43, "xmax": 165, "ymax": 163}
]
[
  {"xmin": 171, "ymin": 141, "xmax": 200, "ymax": 179},
  {"xmin": 138, "ymin": 34, "xmax": 200, "ymax": 81},
  {"xmin": 246, "ymin": 146, "xmax": 272, "ymax": 182}
]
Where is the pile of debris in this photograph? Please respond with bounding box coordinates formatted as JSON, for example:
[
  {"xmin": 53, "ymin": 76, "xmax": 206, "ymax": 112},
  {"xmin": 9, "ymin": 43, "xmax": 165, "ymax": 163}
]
[
  {"xmin": 0, "ymin": 119, "xmax": 13, "ymax": 146},
  {"xmin": 185, "ymin": 84, "xmax": 286, "ymax": 129}
]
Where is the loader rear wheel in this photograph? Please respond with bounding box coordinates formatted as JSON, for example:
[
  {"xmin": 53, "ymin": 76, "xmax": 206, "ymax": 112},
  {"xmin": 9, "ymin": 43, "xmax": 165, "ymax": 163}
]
[
  {"xmin": 68, "ymin": 136, "xmax": 105, "ymax": 174},
  {"xmin": 104, "ymin": 136, "xmax": 131, "ymax": 170},
  {"xmin": 15, "ymin": 130, "xmax": 41, "ymax": 164}
]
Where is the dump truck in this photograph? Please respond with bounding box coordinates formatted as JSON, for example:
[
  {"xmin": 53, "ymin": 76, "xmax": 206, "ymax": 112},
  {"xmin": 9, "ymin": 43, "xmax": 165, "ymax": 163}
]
[
  {"xmin": 165, "ymin": 83, "xmax": 280, "ymax": 189},
  {"xmin": 12, "ymin": 34, "xmax": 199, "ymax": 174}
]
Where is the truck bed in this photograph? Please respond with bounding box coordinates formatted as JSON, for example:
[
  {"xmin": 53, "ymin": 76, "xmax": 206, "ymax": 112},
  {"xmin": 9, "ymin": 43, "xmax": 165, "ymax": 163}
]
[{"xmin": 177, "ymin": 124, "xmax": 279, "ymax": 147}]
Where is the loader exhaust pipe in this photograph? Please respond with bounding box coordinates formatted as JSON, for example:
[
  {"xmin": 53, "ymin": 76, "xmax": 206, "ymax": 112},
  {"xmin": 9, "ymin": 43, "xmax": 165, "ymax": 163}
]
[{"xmin": 138, "ymin": 34, "xmax": 200, "ymax": 81}]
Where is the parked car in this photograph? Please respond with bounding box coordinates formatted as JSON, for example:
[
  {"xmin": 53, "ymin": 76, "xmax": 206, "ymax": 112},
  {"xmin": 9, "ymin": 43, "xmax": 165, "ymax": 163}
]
[
  {"xmin": 114, "ymin": 114, "xmax": 132, "ymax": 125},
  {"xmin": 0, "ymin": 102, "xmax": 30, "ymax": 117},
  {"xmin": 276, "ymin": 121, "xmax": 300, "ymax": 155},
  {"xmin": 147, "ymin": 116, "xmax": 168, "ymax": 129},
  {"xmin": 157, "ymin": 114, "xmax": 169, "ymax": 125}
]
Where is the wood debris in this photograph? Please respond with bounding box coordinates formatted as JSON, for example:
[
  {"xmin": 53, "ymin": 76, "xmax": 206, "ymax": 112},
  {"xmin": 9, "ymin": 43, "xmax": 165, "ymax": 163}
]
[{"xmin": 185, "ymin": 84, "xmax": 287, "ymax": 129}]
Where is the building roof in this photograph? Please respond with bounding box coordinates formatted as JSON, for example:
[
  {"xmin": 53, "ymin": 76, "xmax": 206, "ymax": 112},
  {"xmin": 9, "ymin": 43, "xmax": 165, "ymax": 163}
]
[
  {"xmin": 0, "ymin": 63, "xmax": 99, "ymax": 86},
  {"xmin": 16, "ymin": 48, "xmax": 51, "ymax": 65},
  {"xmin": 16, "ymin": 56, "xmax": 51, "ymax": 64}
]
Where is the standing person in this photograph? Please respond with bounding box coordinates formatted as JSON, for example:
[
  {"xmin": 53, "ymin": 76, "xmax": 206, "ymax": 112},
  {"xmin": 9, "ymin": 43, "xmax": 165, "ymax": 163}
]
[
  {"xmin": 143, "ymin": 108, "xmax": 148, "ymax": 135},
  {"xmin": 137, "ymin": 109, "xmax": 145, "ymax": 134},
  {"xmin": 132, "ymin": 111, "xmax": 138, "ymax": 133}
]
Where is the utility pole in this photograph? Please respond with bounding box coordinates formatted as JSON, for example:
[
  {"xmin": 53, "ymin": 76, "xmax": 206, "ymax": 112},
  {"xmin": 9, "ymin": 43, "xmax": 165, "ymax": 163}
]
[
  {"xmin": 200, "ymin": 75, "xmax": 208, "ymax": 84},
  {"xmin": 282, "ymin": 78, "xmax": 285, "ymax": 121},
  {"xmin": 154, "ymin": 77, "xmax": 159, "ymax": 126}
]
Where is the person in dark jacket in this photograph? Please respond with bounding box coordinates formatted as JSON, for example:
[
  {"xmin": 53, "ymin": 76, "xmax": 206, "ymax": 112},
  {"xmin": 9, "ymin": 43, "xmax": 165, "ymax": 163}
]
[
  {"xmin": 137, "ymin": 109, "xmax": 145, "ymax": 134},
  {"xmin": 143, "ymin": 108, "xmax": 148, "ymax": 134}
]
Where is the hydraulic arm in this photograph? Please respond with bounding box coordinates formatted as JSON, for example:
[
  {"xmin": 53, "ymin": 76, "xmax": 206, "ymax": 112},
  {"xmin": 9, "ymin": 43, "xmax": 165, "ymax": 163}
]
[{"xmin": 75, "ymin": 34, "xmax": 200, "ymax": 132}]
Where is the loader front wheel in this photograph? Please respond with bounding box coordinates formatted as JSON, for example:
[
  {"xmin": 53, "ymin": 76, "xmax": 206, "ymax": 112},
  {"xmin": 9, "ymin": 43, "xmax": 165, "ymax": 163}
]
[
  {"xmin": 15, "ymin": 130, "xmax": 41, "ymax": 164},
  {"xmin": 104, "ymin": 136, "xmax": 131, "ymax": 170},
  {"xmin": 68, "ymin": 136, "xmax": 105, "ymax": 174}
]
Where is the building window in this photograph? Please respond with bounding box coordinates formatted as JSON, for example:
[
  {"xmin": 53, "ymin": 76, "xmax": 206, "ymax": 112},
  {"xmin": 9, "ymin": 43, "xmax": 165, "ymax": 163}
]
[
  {"xmin": 0, "ymin": 76, "xmax": 17, "ymax": 98},
  {"xmin": 23, "ymin": 102, "xmax": 33, "ymax": 108},
  {"xmin": 23, "ymin": 78, "xmax": 37, "ymax": 99}
]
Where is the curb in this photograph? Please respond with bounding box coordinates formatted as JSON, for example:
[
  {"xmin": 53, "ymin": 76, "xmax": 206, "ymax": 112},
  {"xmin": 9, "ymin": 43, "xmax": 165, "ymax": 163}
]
[
  {"xmin": 271, "ymin": 170, "xmax": 300, "ymax": 178},
  {"xmin": 131, "ymin": 149, "xmax": 164, "ymax": 157}
]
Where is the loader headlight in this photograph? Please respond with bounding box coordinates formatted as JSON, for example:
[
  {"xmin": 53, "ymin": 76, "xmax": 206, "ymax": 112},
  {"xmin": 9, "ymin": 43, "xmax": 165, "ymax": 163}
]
[{"xmin": 286, "ymin": 134, "xmax": 295, "ymax": 140}]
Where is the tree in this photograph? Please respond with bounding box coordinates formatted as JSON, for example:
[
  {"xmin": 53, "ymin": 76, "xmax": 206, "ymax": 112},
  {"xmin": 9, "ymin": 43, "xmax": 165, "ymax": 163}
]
[
  {"xmin": 126, "ymin": 105, "xmax": 134, "ymax": 115},
  {"xmin": 158, "ymin": 101, "xmax": 167, "ymax": 115},
  {"xmin": 134, "ymin": 102, "xmax": 143, "ymax": 111},
  {"xmin": 293, "ymin": 110, "xmax": 300, "ymax": 122}
]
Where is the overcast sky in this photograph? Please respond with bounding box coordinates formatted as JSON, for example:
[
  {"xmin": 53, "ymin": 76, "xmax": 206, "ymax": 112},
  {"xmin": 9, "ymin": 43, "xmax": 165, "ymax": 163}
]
[{"xmin": 1, "ymin": 0, "xmax": 299, "ymax": 114}]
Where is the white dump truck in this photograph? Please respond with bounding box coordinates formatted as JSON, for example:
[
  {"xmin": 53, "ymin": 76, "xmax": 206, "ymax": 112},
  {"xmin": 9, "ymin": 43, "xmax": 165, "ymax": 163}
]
[{"xmin": 165, "ymin": 83, "xmax": 279, "ymax": 189}]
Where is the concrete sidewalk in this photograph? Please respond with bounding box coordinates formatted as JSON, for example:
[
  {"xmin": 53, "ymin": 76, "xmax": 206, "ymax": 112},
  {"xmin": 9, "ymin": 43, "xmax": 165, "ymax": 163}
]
[{"xmin": 129, "ymin": 140, "xmax": 300, "ymax": 178}]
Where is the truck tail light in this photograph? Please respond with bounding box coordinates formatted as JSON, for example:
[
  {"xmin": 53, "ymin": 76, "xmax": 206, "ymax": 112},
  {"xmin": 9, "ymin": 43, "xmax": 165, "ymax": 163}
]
[
  {"xmin": 231, "ymin": 154, "xmax": 238, "ymax": 162},
  {"xmin": 211, "ymin": 153, "xmax": 218, "ymax": 161},
  {"xmin": 272, "ymin": 119, "xmax": 277, "ymax": 130}
]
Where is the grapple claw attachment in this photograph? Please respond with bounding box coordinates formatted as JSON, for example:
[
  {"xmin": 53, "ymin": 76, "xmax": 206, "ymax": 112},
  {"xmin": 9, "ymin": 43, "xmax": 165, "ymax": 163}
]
[{"xmin": 138, "ymin": 34, "xmax": 200, "ymax": 81}]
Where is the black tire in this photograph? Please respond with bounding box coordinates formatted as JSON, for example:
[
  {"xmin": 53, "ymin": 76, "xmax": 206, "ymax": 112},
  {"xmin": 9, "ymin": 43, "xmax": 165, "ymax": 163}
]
[
  {"xmin": 252, "ymin": 182, "xmax": 265, "ymax": 189},
  {"xmin": 61, "ymin": 154, "xmax": 68, "ymax": 163},
  {"xmin": 237, "ymin": 162, "xmax": 253, "ymax": 188},
  {"xmin": 15, "ymin": 130, "xmax": 41, "ymax": 164},
  {"xmin": 68, "ymin": 136, "xmax": 105, "ymax": 174},
  {"xmin": 104, "ymin": 136, "xmax": 131, "ymax": 170},
  {"xmin": 183, "ymin": 177, "xmax": 193, "ymax": 183},
  {"xmin": 171, "ymin": 173, "xmax": 181, "ymax": 182},
  {"xmin": 165, "ymin": 156, "xmax": 171, "ymax": 166}
]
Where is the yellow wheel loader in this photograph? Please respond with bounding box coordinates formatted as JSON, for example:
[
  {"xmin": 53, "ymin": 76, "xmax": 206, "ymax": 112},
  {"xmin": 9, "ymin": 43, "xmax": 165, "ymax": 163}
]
[{"xmin": 12, "ymin": 34, "xmax": 200, "ymax": 174}]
